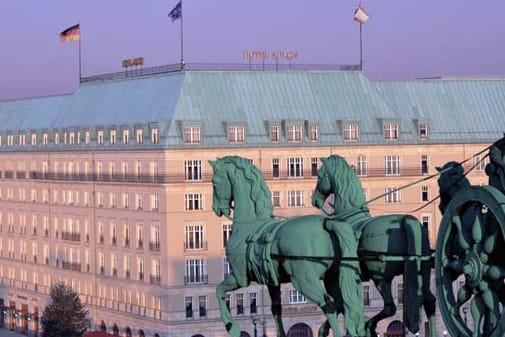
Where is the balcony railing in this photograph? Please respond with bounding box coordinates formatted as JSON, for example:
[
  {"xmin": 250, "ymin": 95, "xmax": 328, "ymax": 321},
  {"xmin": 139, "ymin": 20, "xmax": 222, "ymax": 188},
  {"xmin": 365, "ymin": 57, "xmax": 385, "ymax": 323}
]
[
  {"xmin": 149, "ymin": 241, "xmax": 160, "ymax": 252},
  {"xmin": 184, "ymin": 241, "xmax": 208, "ymax": 252},
  {"xmin": 184, "ymin": 275, "xmax": 208, "ymax": 285},
  {"xmin": 150, "ymin": 275, "xmax": 161, "ymax": 284},
  {"xmin": 61, "ymin": 232, "xmax": 81, "ymax": 242},
  {"xmin": 62, "ymin": 261, "xmax": 82, "ymax": 272}
]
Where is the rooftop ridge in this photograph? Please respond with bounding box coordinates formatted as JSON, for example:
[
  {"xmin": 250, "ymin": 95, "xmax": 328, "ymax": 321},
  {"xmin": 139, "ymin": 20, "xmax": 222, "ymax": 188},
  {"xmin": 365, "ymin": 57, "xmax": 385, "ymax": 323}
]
[{"xmin": 79, "ymin": 62, "xmax": 362, "ymax": 84}]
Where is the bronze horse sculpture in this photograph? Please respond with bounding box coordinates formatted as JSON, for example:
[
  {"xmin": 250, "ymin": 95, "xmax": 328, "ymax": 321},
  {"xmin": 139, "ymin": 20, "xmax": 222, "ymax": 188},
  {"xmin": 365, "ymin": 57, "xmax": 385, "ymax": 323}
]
[
  {"xmin": 209, "ymin": 156, "xmax": 366, "ymax": 337},
  {"xmin": 311, "ymin": 155, "xmax": 436, "ymax": 337}
]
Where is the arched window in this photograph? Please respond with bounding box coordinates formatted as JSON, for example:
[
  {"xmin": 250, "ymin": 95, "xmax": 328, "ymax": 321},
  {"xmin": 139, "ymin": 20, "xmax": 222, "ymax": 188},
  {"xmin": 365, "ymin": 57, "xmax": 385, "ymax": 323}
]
[
  {"xmin": 287, "ymin": 323, "xmax": 313, "ymax": 337},
  {"xmin": 386, "ymin": 320, "xmax": 405, "ymax": 337}
]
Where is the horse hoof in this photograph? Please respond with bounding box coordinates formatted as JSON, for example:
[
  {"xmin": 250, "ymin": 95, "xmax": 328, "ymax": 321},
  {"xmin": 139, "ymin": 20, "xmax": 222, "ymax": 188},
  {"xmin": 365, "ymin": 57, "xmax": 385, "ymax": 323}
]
[{"xmin": 226, "ymin": 321, "xmax": 241, "ymax": 337}]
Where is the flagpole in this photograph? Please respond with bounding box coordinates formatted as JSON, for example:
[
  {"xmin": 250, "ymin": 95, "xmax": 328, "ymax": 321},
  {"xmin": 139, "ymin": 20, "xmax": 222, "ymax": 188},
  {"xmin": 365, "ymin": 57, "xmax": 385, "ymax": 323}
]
[
  {"xmin": 79, "ymin": 23, "xmax": 82, "ymax": 81},
  {"xmin": 359, "ymin": 22, "xmax": 363, "ymax": 71},
  {"xmin": 180, "ymin": 1, "xmax": 185, "ymax": 69}
]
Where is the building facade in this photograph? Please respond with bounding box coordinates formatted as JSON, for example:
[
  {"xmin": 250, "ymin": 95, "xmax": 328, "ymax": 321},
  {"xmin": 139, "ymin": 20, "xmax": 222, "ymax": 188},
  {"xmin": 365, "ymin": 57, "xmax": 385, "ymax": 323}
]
[{"xmin": 0, "ymin": 66, "xmax": 504, "ymax": 337}]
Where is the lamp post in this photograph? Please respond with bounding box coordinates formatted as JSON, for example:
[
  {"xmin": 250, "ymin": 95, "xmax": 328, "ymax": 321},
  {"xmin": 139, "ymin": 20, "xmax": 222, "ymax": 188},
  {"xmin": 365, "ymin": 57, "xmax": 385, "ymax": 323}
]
[{"xmin": 252, "ymin": 318, "xmax": 258, "ymax": 337}]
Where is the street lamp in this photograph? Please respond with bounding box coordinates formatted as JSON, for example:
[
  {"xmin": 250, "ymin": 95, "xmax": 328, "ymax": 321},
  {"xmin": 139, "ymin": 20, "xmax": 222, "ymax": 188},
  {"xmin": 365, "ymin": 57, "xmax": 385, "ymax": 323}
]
[{"xmin": 252, "ymin": 317, "xmax": 258, "ymax": 337}]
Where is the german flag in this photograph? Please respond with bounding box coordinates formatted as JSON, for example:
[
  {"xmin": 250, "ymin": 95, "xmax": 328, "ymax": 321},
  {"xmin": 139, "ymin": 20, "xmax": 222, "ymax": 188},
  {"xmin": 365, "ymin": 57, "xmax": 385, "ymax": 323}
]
[{"xmin": 60, "ymin": 24, "xmax": 80, "ymax": 42}]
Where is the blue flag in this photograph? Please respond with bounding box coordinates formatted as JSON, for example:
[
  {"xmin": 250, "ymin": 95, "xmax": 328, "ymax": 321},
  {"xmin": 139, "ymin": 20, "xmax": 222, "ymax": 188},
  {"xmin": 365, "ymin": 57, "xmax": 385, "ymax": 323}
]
[{"xmin": 168, "ymin": 1, "xmax": 182, "ymax": 21}]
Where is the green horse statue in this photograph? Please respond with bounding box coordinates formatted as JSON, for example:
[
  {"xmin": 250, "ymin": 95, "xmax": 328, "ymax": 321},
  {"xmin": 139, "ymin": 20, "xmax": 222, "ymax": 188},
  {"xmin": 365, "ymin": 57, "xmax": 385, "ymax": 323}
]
[
  {"xmin": 311, "ymin": 155, "xmax": 436, "ymax": 337},
  {"xmin": 209, "ymin": 156, "xmax": 366, "ymax": 337}
]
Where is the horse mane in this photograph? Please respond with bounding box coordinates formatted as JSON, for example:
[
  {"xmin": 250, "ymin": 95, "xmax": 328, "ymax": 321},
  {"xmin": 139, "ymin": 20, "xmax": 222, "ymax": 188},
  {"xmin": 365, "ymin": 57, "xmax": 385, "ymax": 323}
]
[
  {"xmin": 323, "ymin": 155, "xmax": 367, "ymax": 209},
  {"xmin": 437, "ymin": 161, "xmax": 471, "ymax": 214},
  {"xmin": 220, "ymin": 156, "xmax": 273, "ymax": 219}
]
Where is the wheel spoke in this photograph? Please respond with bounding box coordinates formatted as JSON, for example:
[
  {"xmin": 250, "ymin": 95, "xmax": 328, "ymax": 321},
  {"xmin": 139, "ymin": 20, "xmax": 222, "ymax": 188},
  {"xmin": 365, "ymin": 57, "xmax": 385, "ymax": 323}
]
[
  {"xmin": 471, "ymin": 210, "xmax": 484, "ymax": 244},
  {"xmin": 453, "ymin": 214, "xmax": 471, "ymax": 250}
]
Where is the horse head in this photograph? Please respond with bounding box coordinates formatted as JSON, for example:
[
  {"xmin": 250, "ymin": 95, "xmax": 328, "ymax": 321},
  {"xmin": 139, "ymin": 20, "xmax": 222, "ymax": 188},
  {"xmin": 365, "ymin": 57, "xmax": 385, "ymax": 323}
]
[
  {"xmin": 487, "ymin": 135, "xmax": 505, "ymax": 195},
  {"xmin": 209, "ymin": 158, "xmax": 233, "ymax": 218},
  {"xmin": 312, "ymin": 155, "xmax": 367, "ymax": 216},
  {"xmin": 436, "ymin": 161, "xmax": 471, "ymax": 214},
  {"xmin": 312, "ymin": 157, "xmax": 332, "ymax": 210}
]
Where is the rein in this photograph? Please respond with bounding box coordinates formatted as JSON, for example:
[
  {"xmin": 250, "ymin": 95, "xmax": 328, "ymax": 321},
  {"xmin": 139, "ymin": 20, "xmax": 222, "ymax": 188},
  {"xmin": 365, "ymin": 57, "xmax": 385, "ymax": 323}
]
[{"xmin": 324, "ymin": 144, "xmax": 493, "ymax": 220}]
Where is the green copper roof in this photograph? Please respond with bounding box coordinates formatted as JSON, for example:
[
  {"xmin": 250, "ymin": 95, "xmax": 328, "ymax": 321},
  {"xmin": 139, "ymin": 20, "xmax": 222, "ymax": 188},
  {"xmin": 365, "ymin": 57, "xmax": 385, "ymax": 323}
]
[{"xmin": 0, "ymin": 70, "xmax": 504, "ymax": 150}]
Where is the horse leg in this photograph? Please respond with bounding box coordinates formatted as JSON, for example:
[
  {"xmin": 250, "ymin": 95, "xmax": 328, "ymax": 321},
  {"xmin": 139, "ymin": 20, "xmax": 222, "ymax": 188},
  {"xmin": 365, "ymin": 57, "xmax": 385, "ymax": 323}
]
[
  {"xmin": 421, "ymin": 257, "xmax": 437, "ymax": 337},
  {"xmin": 216, "ymin": 273, "xmax": 242, "ymax": 337},
  {"xmin": 320, "ymin": 276, "xmax": 345, "ymax": 337},
  {"xmin": 366, "ymin": 279, "xmax": 396, "ymax": 337},
  {"xmin": 289, "ymin": 273, "xmax": 342, "ymax": 337},
  {"xmin": 267, "ymin": 285, "xmax": 287, "ymax": 337}
]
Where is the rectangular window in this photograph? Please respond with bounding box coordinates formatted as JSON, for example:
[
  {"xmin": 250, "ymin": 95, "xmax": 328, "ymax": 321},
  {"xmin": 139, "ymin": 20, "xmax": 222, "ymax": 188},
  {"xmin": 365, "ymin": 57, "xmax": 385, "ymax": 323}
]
[
  {"xmin": 97, "ymin": 131, "xmax": 104, "ymax": 145},
  {"xmin": 419, "ymin": 123, "xmax": 428, "ymax": 140},
  {"xmin": 356, "ymin": 155, "xmax": 368, "ymax": 177},
  {"xmin": 343, "ymin": 123, "xmax": 359, "ymax": 141},
  {"xmin": 287, "ymin": 158, "xmax": 304, "ymax": 178},
  {"xmin": 185, "ymin": 296, "xmax": 193, "ymax": 318},
  {"xmin": 223, "ymin": 257, "xmax": 231, "ymax": 279},
  {"xmin": 185, "ymin": 193, "xmax": 203, "ymax": 211},
  {"xmin": 228, "ymin": 125, "xmax": 245, "ymax": 144},
  {"xmin": 383, "ymin": 122, "xmax": 399, "ymax": 140},
  {"xmin": 185, "ymin": 225, "xmax": 206, "ymax": 251},
  {"xmin": 272, "ymin": 158, "xmax": 280, "ymax": 179},
  {"xmin": 311, "ymin": 157, "xmax": 318, "ymax": 177},
  {"xmin": 236, "ymin": 293, "xmax": 244, "ymax": 315},
  {"xmin": 397, "ymin": 283, "xmax": 404, "ymax": 304},
  {"xmin": 473, "ymin": 154, "xmax": 487, "ymax": 171},
  {"xmin": 249, "ymin": 292, "xmax": 257, "ymax": 314},
  {"xmin": 43, "ymin": 133, "xmax": 48, "ymax": 146},
  {"xmin": 309, "ymin": 123, "xmax": 318, "ymax": 142},
  {"xmin": 385, "ymin": 187, "xmax": 400, "ymax": 203},
  {"xmin": 288, "ymin": 190, "xmax": 304, "ymax": 207},
  {"xmin": 272, "ymin": 191, "xmax": 281, "ymax": 208},
  {"xmin": 199, "ymin": 295, "xmax": 207, "ymax": 318},
  {"xmin": 136, "ymin": 129, "xmax": 143, "ymax": 144},
  {"xmin": 151, "ymin": 128, "xmax": 159, "ymax": 144},
  {"xmin": 123, "ymin": 130, "xmax": 129, "ymax": 144},
  {"xmin": 422, "ymin": 214, "xmax": 431, "ymax": 232},
  {"xmin": 385, "ymin": 155, "xmax": 400, "ymax": 176},
  {"xmin": 270, "ymin": 124, "xmax": 279, "ymax": 142},
  {"xmin": 363, "ymin": 285, "xmax": 370, "ymax": 306},
  {"xmin": 185, "ymin": 160, "xmax": 202, "ymax": 181},
  {"xmin": 31, "ymin": 134, "xmax": 37, "ymax": 146},
  {"xmin": 421, "ymin": 155, "xmax": 428, "ymax": 175},
  {"xmin": 289, "ymin": 290, "xmax": 307, "ymax": 304},
  {"xmin": 222, "ymin": 223, "xmax": 232, "ymax": 248},
  {"xmin": 110, "ymin": 130, "xmax": 116, "ymax": 145},
  {"xmin": 184, "ymin": 126, "xmax": 201, "ymax": 144},
  {"xmin": 421, "ymin": 186, "xmax": 429, "ymax": 202},
  {"xmin": 286, "ymin": 124, "xmax": 303, "ymax": 142},
  {"xmin": 185, "ymin": 258, "xmax": 206, "ymax": 284}
]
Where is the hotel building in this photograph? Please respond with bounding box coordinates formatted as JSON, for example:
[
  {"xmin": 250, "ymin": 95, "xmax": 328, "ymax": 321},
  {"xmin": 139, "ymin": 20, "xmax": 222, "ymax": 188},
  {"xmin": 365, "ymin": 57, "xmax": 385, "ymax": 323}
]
[{"xmin": 0, "ymin": 64, "xmax": 504, "ymax": 337}]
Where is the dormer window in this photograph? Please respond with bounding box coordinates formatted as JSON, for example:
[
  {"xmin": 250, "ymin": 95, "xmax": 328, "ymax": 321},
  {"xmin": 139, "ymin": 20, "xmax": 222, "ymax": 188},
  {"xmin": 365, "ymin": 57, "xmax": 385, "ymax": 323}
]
[
  {"xmin": 123, "ymin": 130, "xmax": 129, "ymax": 145},
  {"xmin": 151, "ymin": 128, "xmax": 159, "ymax": 144},
  {"xmin": 419, "ymin": 123, "xmax": 428, "ymax": 140},
  {"xmin": 343, "ymin": 122, "xmax": 359, "ymax": 141},
  {"xmin": 227, "ymin": 125, "xmax": 244, "ymax": 144},
  {"xmin": 309, "ymin": 123, "xmax": 318, "ymax": 142},
  {"xmin": 383, "ymin": 122, "xmax": 399, "ymax": 140},
  {"xmin": 110, "ymin": 130, "xmax": 116, "ymax": 145},
  {"xmin": 31, "ymin": 134, "xmax": 37, "ymax": 146},
  {"xmin": 7, "ymin": 135, "xmax": 14, "ymax": 147},
  {"xmin": 270, "ymin": 124, "xmax": 280, "ymax": 143},
  {"xmin": 69, "ymin": 132, "xmax": 75, "ymax": 145},
  {"xmin": 286, "ymin": 124, "xmax": 303, "ymax": 142},
  {"xmin": 184, "ymin": 126, "xmax": 201, "ymax": 144},
  {"xmin": 136, "ymin": 128, "xmax": 143, "ymax": 144},
  {"xmin": 19, "ymin": 134, "xmax": 26, "ymax": 147},
  {"xmin": 97, "ymin": 131, "xmax": 104, "ymax": 145},
  {"xmin": 85, "ymin": 131, "xmax": 90, "ymax": 145},
  {"xmin": 43, "ymin": 134, "xmax": 48, "ymax": 147},
  {"xmin": 54, "ymin": 133, "xmax": 60, "ymax": 145}
]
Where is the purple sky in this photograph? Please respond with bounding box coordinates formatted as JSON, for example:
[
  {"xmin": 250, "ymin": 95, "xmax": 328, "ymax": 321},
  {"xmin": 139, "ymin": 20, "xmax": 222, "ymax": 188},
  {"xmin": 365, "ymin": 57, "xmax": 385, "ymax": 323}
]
[{"xmin": 1, "ymin": 0, "xmax": 504, "ymax": 100}]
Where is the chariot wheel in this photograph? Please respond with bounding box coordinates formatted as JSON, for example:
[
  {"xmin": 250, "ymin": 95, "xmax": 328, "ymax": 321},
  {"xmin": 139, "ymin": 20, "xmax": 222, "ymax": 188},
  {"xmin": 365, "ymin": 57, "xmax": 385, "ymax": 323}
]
[{"xmin": 435, "ymin": 185, "xmax": 505, "ymax": 337}]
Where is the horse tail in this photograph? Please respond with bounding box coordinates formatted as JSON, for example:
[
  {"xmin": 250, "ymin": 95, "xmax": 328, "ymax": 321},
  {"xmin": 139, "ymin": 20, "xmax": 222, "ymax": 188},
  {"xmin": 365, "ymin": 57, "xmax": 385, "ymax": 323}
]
[{"xmin": 403, "ymin": 216, "xmax": 423, "ymax": 334}]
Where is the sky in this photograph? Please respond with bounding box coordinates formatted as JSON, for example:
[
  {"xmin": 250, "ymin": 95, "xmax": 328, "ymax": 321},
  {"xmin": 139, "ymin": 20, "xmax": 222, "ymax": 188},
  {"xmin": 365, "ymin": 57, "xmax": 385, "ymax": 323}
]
[{"xmin": 1, "ymin": 0, "xmax": 504, "ymax": 100}]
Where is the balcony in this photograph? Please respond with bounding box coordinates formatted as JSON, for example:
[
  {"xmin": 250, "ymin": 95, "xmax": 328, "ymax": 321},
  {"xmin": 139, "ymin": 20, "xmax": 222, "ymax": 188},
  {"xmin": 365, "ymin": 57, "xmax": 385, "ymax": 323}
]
[
  {"xmin": 61, "ymin": 232, "xmax": 81, "ymax": 242},
  {"xmin": 183, "ymin": 241, "xmax": 208, "ymax": 252},
  {"xmin": 62, "ymin": 261, "xmax": 82, "ymax": 272},
  {"xmin": 184, "ymin": 275, "xmax": 208, "ymax": 285},
  {"xmin": 150, "ymin": 275, "xmax": 161, "ymax": 284},
  {"xmin": 149, "ymin": 241, "xmax": 160, "ymax": 252}
]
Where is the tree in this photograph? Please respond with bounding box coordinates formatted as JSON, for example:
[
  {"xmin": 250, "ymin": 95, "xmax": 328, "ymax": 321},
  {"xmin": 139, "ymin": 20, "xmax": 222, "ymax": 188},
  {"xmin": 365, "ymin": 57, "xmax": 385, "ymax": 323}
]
[{"xmin": 41, "ymin": 283, "xmax": 90, "ymax": 337}]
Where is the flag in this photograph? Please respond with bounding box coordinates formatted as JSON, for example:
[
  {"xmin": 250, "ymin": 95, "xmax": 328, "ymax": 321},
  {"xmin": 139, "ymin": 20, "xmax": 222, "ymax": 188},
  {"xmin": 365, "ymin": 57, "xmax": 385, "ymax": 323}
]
[
  {"xmin": 353, "ymin": 5, "xmax": 370, "ymax": 24},
  {"xmin": 168, "ymin": 1, "xmax": 182, "ymax": 22},
  {"xmin": 60, "ymin": 24, "xmax": 80, "ymax": 41}
]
